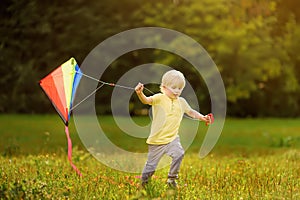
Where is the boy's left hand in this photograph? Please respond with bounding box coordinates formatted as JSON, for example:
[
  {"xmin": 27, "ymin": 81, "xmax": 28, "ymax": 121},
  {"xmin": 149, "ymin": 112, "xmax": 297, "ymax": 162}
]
[{"xmin": 205, "ymin": 113, "xmax": 214, "ymax": 126}]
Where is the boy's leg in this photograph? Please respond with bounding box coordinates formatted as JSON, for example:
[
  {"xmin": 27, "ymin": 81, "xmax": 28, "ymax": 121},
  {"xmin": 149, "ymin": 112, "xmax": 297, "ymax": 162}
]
[
  {"xmin": 166, "ymin": 137, "xmax": 185, "ymax": 181},
  {"xmin": 141, "ymin": 144, "xmax": 166, "ymax": 184}
]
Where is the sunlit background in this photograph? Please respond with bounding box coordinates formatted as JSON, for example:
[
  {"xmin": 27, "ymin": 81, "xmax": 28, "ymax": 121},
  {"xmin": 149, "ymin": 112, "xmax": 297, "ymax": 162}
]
[{"xmin": 1, "ymin": 0, "xmax": 300, "ymax": 117}]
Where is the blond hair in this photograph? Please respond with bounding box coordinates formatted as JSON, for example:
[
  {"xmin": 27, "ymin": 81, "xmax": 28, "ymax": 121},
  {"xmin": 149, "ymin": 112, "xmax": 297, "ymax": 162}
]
[{"xmin": 160, "ymin": 70, "xmax": 186, "ymax": 92}]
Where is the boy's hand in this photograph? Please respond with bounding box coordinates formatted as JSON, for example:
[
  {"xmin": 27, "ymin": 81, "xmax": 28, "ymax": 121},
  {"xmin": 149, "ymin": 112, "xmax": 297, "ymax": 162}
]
[
  {"xmin": 205, "ymin": 113, "xmax": 214, "ymax": 126},
  {"xmin": 135, "ymin": 83, "xmax": 144, "ymax": 94},
  {"xmin": 135, "ymin": 82, "xmax": 153, "ymax": 105}
]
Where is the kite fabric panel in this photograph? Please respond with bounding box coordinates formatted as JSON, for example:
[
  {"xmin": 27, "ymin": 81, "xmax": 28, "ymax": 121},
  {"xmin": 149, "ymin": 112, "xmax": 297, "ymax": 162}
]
[
  {"xmin": 39, "ymin": 57, "xmax": 83, "ymax": 176},
  {"xmin": 39, "ymin": 57, "xmax": 82, "ymax": 125}
]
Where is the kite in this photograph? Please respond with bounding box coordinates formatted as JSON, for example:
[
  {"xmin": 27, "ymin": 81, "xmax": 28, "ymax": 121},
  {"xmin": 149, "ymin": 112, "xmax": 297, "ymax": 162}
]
[{"xmin": 39, "ymin": 57, "xmax": 82, "ymax": 176}]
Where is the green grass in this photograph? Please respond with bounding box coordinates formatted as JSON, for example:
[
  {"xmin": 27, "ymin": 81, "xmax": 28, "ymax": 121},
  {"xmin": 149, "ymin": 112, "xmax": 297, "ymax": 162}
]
[
  {"xmin": 0, "ymin": 115, "xmax": 299, "ymax": 199},
  {"xmin": 1, "ymin": 151, "xmax": 299, "ymax": 199},
  {"xmin": 1, "ymin": 115, "xmax": 299, "ymax": 155}
]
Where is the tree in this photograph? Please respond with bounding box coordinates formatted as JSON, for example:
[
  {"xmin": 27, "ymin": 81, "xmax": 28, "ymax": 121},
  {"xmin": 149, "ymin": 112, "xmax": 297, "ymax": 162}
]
[{"xmin": 1, "ymin": 0, "xmax": 300, "ymax": 117}]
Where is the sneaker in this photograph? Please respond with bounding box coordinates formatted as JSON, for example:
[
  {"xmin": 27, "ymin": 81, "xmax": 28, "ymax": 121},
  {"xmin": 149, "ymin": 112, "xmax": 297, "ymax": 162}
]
[
  {"xmin": 167, "ymin": 179, "xmax": 177, "ymax": 188},
  {"xmin": 141, "ymin": 180, "xmax": 148, "ymax": 188}
]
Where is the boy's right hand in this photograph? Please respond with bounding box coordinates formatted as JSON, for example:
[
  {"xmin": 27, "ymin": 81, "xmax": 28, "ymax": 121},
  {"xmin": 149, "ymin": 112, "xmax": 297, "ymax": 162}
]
[
  {"xmin": 135, "ymin": 83, "xmax": 153, "ymax": 105},
  {"xmin": 135, "ymin": 83, "xmax": 144, "ymax": 94}
]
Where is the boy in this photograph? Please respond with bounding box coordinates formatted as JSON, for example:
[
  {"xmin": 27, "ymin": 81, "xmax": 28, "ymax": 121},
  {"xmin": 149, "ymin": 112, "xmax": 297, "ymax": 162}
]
[{"xmin": 135, "ymin": 70, "xmax": 211, "ymax": 188}]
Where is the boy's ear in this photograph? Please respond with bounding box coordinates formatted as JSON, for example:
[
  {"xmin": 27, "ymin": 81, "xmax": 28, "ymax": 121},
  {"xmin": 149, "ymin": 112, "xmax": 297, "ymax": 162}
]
[{"xmin": 160, "ymin": 85, "xmax": 166, "ymax": 93}]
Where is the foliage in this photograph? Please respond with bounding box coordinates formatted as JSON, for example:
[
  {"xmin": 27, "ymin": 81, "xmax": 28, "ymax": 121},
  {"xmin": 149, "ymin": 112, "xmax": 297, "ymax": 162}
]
[{"xmin": 1, "ymin": 0, "xmax": 300, "ymax": 116}]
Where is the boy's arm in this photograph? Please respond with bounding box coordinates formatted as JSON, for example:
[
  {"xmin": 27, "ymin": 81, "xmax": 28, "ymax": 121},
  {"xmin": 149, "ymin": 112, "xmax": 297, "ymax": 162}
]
[
  {"xmin": 187, "ymin": 109, "xmax": 210, "ymax": 123},
  {"xmin": 135, "ymin": 83, "xmax": 153, "ymax": 105}
]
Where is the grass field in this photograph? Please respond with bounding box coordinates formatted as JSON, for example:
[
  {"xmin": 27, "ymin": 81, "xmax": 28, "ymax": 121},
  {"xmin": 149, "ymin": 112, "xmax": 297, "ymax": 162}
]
[{"xmin": 0, "ymin": 115, "xmax": 299, "ymax": 199}]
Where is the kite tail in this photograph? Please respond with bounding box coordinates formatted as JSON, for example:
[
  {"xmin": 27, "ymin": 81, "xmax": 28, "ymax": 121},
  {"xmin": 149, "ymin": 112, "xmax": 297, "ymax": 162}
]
[{"xmin": 65, "ymin": 126, "xmax": 82, "ymax": 177}]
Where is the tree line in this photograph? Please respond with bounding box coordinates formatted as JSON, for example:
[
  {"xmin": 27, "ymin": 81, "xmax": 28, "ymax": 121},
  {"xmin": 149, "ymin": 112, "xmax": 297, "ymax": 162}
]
[{"xmin": 1, "ymin": 0, "xmax": 300, "ymax": 117}]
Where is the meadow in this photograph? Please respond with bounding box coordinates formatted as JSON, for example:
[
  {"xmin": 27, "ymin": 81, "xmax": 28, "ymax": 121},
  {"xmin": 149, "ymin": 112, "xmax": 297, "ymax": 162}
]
[{"xmin": 0, "ymin": 115, "xmax": 299, "ymax": 199}]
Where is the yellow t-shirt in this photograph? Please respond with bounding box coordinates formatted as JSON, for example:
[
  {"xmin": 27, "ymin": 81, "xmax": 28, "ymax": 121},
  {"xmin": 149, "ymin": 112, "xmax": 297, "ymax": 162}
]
[{"xmin": 147, "ymin": 93, "xmax": 192, "ymax": 145}]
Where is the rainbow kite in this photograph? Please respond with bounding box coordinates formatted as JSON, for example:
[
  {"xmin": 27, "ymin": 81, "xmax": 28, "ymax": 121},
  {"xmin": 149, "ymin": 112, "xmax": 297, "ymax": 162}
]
[{"xmin": 39, "ymin": 57, "xmax": 82, "ymax": 176}]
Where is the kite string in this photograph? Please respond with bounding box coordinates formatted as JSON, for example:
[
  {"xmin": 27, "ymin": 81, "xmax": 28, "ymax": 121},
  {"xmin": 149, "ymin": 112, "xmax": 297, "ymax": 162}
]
[
  {"xmin": 77, "ymin": 71, "xmax": 155, "ymax": 94},
  {"xmin": 70, "ymin": 71, "xmax": 154, "ymax": 112},
  {"xmin": 70, "ymin": 83, "xmax": 105, "ymax": 112},
  {"xmin": 72, "ymin": 72, "xmax": 214, "ymax": 125}
]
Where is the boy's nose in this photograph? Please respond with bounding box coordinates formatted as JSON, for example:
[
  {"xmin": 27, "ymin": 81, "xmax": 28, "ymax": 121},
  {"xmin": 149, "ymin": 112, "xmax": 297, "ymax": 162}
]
[{"xmin": 173, "ymin": 89, "xmax": 181, "ymax": 94}]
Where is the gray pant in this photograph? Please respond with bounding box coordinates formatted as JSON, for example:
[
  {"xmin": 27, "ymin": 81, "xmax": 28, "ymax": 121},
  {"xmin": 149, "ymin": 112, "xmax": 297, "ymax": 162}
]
[{"xmin": 141, "ymin": 137, "xmax": 184, "ymax": 183}]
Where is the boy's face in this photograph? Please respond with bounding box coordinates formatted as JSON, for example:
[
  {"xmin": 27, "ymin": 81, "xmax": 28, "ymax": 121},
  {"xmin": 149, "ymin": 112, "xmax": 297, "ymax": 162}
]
[{"xmin": 164, "ymin": 84, "xmax": 183, "ymax": 99}]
